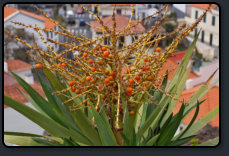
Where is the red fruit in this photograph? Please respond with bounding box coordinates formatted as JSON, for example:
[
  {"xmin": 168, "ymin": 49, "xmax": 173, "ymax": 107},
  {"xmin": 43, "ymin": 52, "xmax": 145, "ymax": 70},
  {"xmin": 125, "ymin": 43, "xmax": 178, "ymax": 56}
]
[
  {"xmin": 81, "ymin": 84, "xmax": 84, "ymax": 87},
  {"xmin": 58, "ymin": 63, "xmax": 62, "ymax": 68},
  {"xmin": 35, "ymin": 64, "xmax": 42, "ymax": 69},
  {"xmin": 130, "ymin": 104, "xmax": 136, "ymax": 108},
  {"xmin": 83, "ymin": 100, "xmax": 87, "ymax": 104},
  {"xmin": 108, "ymin": 76, "xmax": 114, "ymax": 81},
  {"xmin": 105, "ymin": 78, "xmax": 110, "ymax": 84},
  {"xmin": 128, "ymin": 79, "xmax": 134, "ymax": 84},
  {"xmin": 144, "ymin": 58, "xmax": 149, "ymax": 62},
  {"xmin": 61, "ymin": 63, "xmax": 66, "ymax": 68},
  {"xmin": 86, "ymin": 76, "xmax": 91, "ymax": 82},
  {"xmin": 75, "ymin": 89, "xmax": 81, "ymax": 94},
  {"xmin": 99, "ymin": 84, "xmax": 103, "ymax": 89},
  {"xmin": 84, "ymin": 87, "xmax": 88, "ymax": 91},
  {"xmin": 69, "ymin": 81, "xmax": 74, "ymax": 86},
  {"xmin": 83, "ymin": 53, "xmax": 88, "ymax": 58},
  {"xmin": 145, "ymin": 82, "xmax": 149, "ymax": 86},
  {"xmin": 129, "ymin": 110, "xmax": 135, "ymax": 115},
  {"xmin": 74, "ymin": 61, "xmax": 78, "ymax": 66},
  {"xmin": 127, "ymin": 87, "xmax": 133, "ymax": 93},
  {"xmin": 109, "ymin": 71, "xmax": 116, "ymax": 76},
  {"xmin": 135, "ymin": 76, "xmax": 141, "ymax": 81},
  {"xmin": 101, "ymin": 47, "xmax": 107, "ymax": 51},
  {"xmin": 71, "ymin": 87, "xmax": 76, "ymax": 92},
  {"xmin": 156, "ymin": 47, "xmax": 162, "ymax": 53},
  {"xmin": 127, "ymin": 92, "xmax": 132, "ymax": 96},
  {"xmin": 103, "ymin": 51, "xmax": 110, "ymax": 57},
  {"xmin": 147, "ymin": 75, "xmax": 153, "ymax": 81},
  {"xmin": 88, "ymin": 59, "xmax": 94, "ymax": 64},
  {"xmin": 56, "ymin": 54, "xmax": 61, "ymax": 59},
  {"xmin": 101, "ymin": 95, "xmax": 105, "ymax": 99},
  {"xmin": 91, "ymin": 67, "xmax": 96, "ymax": 72},
  {"xmin": 98, "ymin": 60, "xmax": 103, "ymax": 65}
]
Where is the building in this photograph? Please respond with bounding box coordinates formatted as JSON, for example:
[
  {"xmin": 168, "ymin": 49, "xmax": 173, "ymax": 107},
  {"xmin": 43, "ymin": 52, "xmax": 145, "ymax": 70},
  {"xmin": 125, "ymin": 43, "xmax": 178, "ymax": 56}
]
[
  {"xmin": 90, "ymin": 14, "xmax": 145, "ymax": 48},
  {"xmin": 4, "ymin": 60, "xmax": 45, "ymax": 138},
  {"xmin": 185, "ymin": 4, "xmax": 219, "ymax": 60},
  {"xmin": 4, "ymin": 7, "xmax": 60, "ymax": 60}
]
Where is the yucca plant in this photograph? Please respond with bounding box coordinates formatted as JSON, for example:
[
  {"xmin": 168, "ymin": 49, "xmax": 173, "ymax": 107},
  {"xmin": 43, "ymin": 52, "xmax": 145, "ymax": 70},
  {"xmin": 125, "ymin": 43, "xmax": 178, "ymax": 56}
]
[{"xmin": 4, "ymin": 4, "xmax": 219, "ymax": 146}]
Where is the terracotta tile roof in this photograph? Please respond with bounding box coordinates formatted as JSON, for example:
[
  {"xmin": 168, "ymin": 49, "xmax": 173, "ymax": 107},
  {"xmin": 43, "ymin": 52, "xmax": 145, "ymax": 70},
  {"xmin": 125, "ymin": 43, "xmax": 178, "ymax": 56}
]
[
  {"xmin": 4, "ymin": 82, "xmax": 46, "ymax": 107},
  {"xmin": 4, "ymin": 7, "xmax": 18, "ymax": 19},
  {"xmin": 90, "ymin": 14, "xmax": 145, "ymax": 33},
  {"xmin": 5, "ymin": 59, "xmax": 32, "ymax": 72},
  {"xmin": 190, "ymin": 4, "xmax": 217, "ymax": 11},
  {"xmin": 168, "ymin": 51, "xmax": 187, "ymax": 62},
  {"xmin": 4, "ymin": 7, "xmax": 57, "ymax": 29},
  {"xmin": 4, "ymin": 72, "xmax": 17, "ymax": 87},
  {"xmin": 158, "ymin": 59, "xmax": 198, "ymax": 81},
  {"xmin": 174, "ymin": 85, "xmax": 219, "ymax": 127}
]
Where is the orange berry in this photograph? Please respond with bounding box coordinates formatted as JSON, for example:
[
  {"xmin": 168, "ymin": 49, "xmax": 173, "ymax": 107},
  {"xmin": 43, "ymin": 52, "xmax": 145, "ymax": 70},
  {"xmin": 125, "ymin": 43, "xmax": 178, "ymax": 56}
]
[
  {"xmin": 88, "ymin": 59, "xmax": 94, "ymax": 64},
  {"xmin": 75, "ymin": 89, "xmax": 81, "ymax": 94},
  {"xmin": 101, "ymin": 47, "xmax": 107, "ymax": 51},
  {"xmin": 86, "ymin": 76, "xmax": 91, "ymax": 82},
  {"xmin": 127, "ymin": 87, "xmax": 133, "ymax": 93},
  {"xmin": 74, "ymin": 61, "xmax": 78, "ymax": 66},
  {"xmin": 81, "ymin": 84, "xmax": 84, "ymax": 87},
  {"xmin": 147, "ymin": 75, "xmax": 153, "ymax": 81},
  {"xmin": 101, "ymin": 95, "xmax": 105, "ymax": 99},
  {"xmin": 108, "ymin": 76, "xmax": 114, "ymax": 81},
  {"xmin": 98, "ymin": 60, "xmax": 103, "ymax": 65},
  {"xmin": 129, "ymin": 110, "xmax": 135, "ymax": 115},
  {"xmin": 58, "ymin": 63, "xmax": 62, "ymax": 68},
  {"xmin": 87, "ymin": 101, "xmax": 90, "ymax": 106},
  {"xmin": 105, "ymin": 78, "xmax": 110, "ymax": 84},
  {"xmin": 100, "ymin": 78, "xmax": 104, "ymax": 82},
  {"xmin": 144, "ymin": 58, "xmax": 149, "ymax": 62},
  {"xmin": 135, "ymin": 76, "xmax": 141, "ymax": 81},
  {"xmin": 108, "ymin": 54, "xmax": 113, "ymax": 58},
  {"xmin": 139, "ymin": 73, "xmax": 143, "ymax": 76},
  {"xmin": 145, "ymin": 66, "xmax": 150, "ymax": 70},
  {"xmin": 99, "ymin": 84, "xmax": 103, "ymax": 89},
  {"xmin": 71, "ymin": 87, "xmax": 76, "ymax": 92},
  {"xmin": 69, "ymin": 81, "xmax": 74, "ymax": 86},
  {"xmin": 83, "ymin": 100, "xmax": 87, "ymax": 104},
  {"xmin": 91, "ymin": 67, "xmax": 96, "ymax": 72},
  {"xmin": 103, "ymin": 51, "xmax": 110, "ymax": 57},
  {"xmin": 56, "ymin": 54, "xmax": 61, "ymax": 59},
  {"xmin": 145, "ymin": 82, "xmax": 149, "ymax": 86},
  {"xmin": 83, "ymin": 53, "xmax": 88, "ymax": 58},
  {"xmin": 84, "ymin": 87, "xmax": 88, "ymax": 91},
  {"xmin": 127, "ymin": 92, "xmax": 132, "ymax": 96},
  {"xmin": 130, "ymin": 104, "xmax": 136, "ymax": 108},
  {"xmin": 156, "ymin": 47, "xmax": 162, "ymax": 53},
  {"xmin": 109, "ymin": 71, "xmax": 116, "ymax": 76},
  {"xmin": 61, "ymin": 63, "xmax": 66, "ymax": 68},
  {"xmin": 128, "ymin": 79, "xmax": 134, "ymax": 84},
  {"xmin": 35, "ymin": 64, "xmax": 42, "ymax": 69},
  {"xmin": 91, "ymin": 79, "xmax": 96, "ymax": 83}
]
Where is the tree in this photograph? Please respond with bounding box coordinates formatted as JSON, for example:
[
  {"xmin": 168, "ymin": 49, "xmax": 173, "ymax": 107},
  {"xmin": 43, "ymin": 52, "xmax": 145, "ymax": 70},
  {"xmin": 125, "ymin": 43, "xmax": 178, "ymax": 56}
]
[{"xmin": 4, "ymin": 25, "xmax": 33, "ymax": 62}]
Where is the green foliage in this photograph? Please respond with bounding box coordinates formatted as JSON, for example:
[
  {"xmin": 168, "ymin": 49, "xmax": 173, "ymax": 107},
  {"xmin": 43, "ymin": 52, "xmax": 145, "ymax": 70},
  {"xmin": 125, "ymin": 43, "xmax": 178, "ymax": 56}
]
[{"xmin": 4, "ymin": 35, "xmax": 219, "ymax": 146}]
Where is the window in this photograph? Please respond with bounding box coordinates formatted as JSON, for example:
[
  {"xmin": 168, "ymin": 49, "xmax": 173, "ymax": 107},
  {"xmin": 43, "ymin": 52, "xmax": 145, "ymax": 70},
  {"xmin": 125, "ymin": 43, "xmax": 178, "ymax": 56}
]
[
  {"xmin": 203, "ymin": 15, "xmax": 206, "ymax": 23},
  {"xmin": 212, "ymin": 16, "xmax": 215, "ymax": 26},
  {"xmin": 195, "ymin": 10, "xmax": 198, "ymax": 19},
  {"xmin": 119, "ymin": 36, "xmax": 125, "ymax": 48},
  {"xmin": 194, "ymin": 28, "xmax": 198, "ymax": 37},
  {"xmin": 132, "ymin": 36, "xmax": 138, "ymax": 43},
  {"xmin": 104, "ymin": 37, "xmax": 110, "ymax": 45},
  {"xmin": 47, "ymin": 32, "xmax": 49, "ymax": 38},
  {"xmin": 209, "ymin": 33, "xmax": 213, "ymax": 46},
  {"xmin": 117, "ymin": 9, "xmax": 121, "ymax": 14},
  {"xmin": 201, "ymin": 30, "xmax": 205, "ymax": 43},
  {"xmin": 50, "ymin": 32, "xmax": 53, "ymax": 38}
]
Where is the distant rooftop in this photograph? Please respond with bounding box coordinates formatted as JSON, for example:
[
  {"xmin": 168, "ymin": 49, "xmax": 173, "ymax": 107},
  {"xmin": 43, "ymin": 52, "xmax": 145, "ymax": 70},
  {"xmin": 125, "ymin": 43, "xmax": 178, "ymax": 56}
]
[{"xmin": 5, "ymin": 59, "xmax": 33, "ymax": 72}]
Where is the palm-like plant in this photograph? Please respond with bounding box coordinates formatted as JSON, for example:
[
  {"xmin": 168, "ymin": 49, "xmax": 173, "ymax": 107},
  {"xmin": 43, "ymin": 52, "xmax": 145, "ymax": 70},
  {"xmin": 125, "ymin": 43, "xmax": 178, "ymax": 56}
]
[{"xmin": 4, "ymin": 4, "xmax": 219, "ymax": 146}]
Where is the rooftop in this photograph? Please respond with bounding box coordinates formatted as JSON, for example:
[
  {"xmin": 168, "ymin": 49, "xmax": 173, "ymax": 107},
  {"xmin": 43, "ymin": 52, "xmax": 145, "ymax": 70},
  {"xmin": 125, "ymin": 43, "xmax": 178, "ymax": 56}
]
[
  {"xmin": 174, "ymin": 84, "xmax": 219, "ymax": 127},
  {"xmin": 5, "ymin": 59, "xmax": 33, "ymax": 72},
  {"xmin": 4, "ymin": 7, "xmax": 57, "ymax": 29},
  {"xmin": 190, "ymin": 4, "xmax": 217, "ymax": 11},
  {"xmin": 90, "ymin": 14, "xmax": 145, "ymax": 33}
]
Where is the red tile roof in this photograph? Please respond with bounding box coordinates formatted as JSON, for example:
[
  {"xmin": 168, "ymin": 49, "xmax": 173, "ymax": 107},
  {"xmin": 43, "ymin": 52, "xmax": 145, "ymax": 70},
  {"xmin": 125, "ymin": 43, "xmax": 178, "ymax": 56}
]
[
  {"xmin": 4, "ymin": 7, "xmax": 57, "ymax": 29},
  {"xmin": 168, "ymin": 51, "xmax": 187, "ymax": 62},
  {"xmin": 4, "ymin": 71, "xmax": 46, "ymax": 107},
  {"xmin": 174, "ymin": 85, "xmax": 219, "ymax": 127},
  {"xmin": 4, "ymin": 82, "xmax": 45, "ymax": 107},
  {"xmin": 4, "ymin": 7, "xmax": 18, "ymax": 19},
  {"xmin": 158, "ymin": 59, "xmax": 198, "ymax": 81},
  {"xmin": 90, "ymin": 14, "xmax": 145, "ymax": 33},
  {"xmin": 5, "ymin": 59, "xmax": 32, "ymax": 72},
  {"xmin": 190, "ymin": 4, "xmax": 217, "ymax": 11}
]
